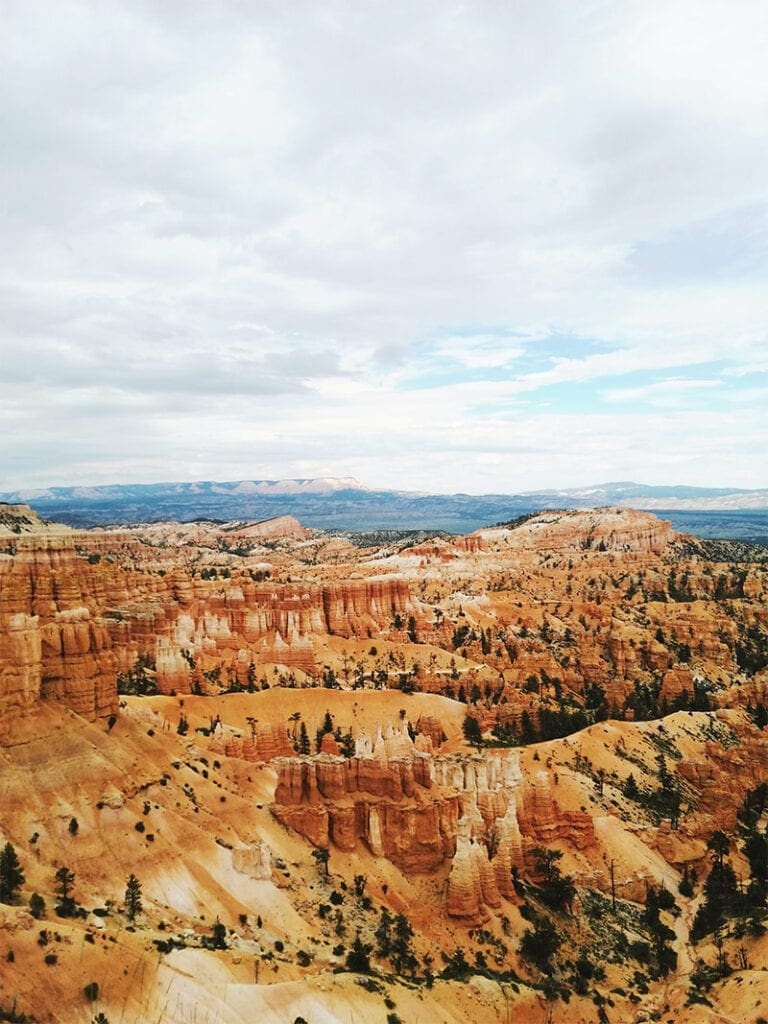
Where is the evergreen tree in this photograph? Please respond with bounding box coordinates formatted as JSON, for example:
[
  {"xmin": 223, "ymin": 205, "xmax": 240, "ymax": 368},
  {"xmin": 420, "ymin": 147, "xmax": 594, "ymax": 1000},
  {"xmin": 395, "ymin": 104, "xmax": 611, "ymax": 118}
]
[
  {"xmin": 520, "ymin": 710, "xmax": 537, "ymax": 745},
  {"xmin": 643, "ymin": 886, "xmax": 678, "ymax": 977},
  {"xmin": 0, "ymin": 842, "xmax": 25, "ymax": 904},
  {"xmin": 743, "ymin": 828, "xmax": 768, "ymax": 906},
  {"xmin": 29, "ymin": 892, "xmax": 46, "ymax": 919},
  {"xmin": 462, "ymin": 714, "xmax": 483, "ymax": 750},
  {"xmin": 691, "ymin": 836, "xmax": 742, "ymax": 941},
  {"xmin": 480, "ymin": 628, "xmax": 491, "ymax": 656},
  {"xmin": 54, "ymin": 865, "xmax": 76, "ymax": 917},
  {"xmin": 391, "ymin": 913, "xmax": 417, "ymax": 976},
  {"xmin": 345, "ymin": 931, "xmax": 372, "ymax": 973},
  {"xmin": 708, "ymin": 830, "xmax": 730, "ymax": 877},
  {"xmin": 375, "ymin": 906, "xmax": 393, "ymax": 959},
  {"xmin": 211, "ymin": 920, "xmax": 228, "ymax": 949},
  {"xmin": 124, "ymin": 874, "xmax": 143, "ymax": 921},
  {"xmin": 520, "ymin": 915, "xmax": 561, "ymax": 971},
  {"xmin": 298, "ymin": 721, "xmax": 311, "ymax": 755},
  {"xmin": 531, "ymin": 846, "xmax": 576, "ymax": 914},
  {"xmin": 624, "ymin": 773, "xmax": 639, "ymax": 800},
  {"xmin": 338, "ymin": 728, "xmax": 355, "ymax": 758}
]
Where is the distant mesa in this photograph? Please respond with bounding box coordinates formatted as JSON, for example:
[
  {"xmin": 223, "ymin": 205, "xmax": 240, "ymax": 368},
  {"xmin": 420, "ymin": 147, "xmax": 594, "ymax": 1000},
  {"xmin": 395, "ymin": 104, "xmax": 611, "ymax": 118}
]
[
  {"xmin": 226, "ymin": 515, "xmax": 311, "ymax": 542},
  {"xmin": 0, "ymin": 502, "xmax": 70, "ymax": 539},
  {"xmin": 220, "ymin": 477, "xmax": 368, "ymax": 496}
]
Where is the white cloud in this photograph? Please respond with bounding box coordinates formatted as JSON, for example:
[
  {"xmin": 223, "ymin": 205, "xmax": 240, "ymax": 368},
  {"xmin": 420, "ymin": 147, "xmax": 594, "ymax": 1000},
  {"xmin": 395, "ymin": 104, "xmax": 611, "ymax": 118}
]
[
  {"xmin": 601, "ymin": 378, "xmax": 721, "ymax": 405},
  {"xmin": 1, "ymin": 1, "xmax": 767, "ymax": 493}
]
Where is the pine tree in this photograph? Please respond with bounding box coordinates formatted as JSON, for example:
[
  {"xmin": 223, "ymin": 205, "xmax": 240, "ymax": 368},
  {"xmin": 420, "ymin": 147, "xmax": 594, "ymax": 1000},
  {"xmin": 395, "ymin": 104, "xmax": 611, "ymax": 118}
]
[
  {"xmin": 520, "ymin": 710, "xmax": 537, "ymax": 744},
  {"xmin": 0, "ymin": 842, "xmax": 25, "ymax": 904},
  {"xmin": 624, "ymin": 773, "xmax": 639, "ymax": 800},
  {"xmin": 391, "ymin": 912, "xmax": 417, "ymax": 976},
  {"xmin": 298, "ymin": 721, "xmax": 311, "ymax": 755},
  {"xmin": 54, "ymin": 865, "xmax": 76, "ymax": 917},
  {"xmin": 462, "ymin": 714, "xmax": 483, "ymax": 750},
  {"xmin": 211, "ymin": 920, "xmax": 228, "ymax": 949},
  {"xmin": 124, "ymin": 874, "xmax": 143, "ymax": 921},
  {"xmin": 345, "ymin": 931, "xmax": 372, "ymax": 973},
  {"xmin": 375, "ymin": 906, "xmax": 393, "ymax": 958},
  {"xmin": 29, "ymin": 892, "xmax": 46, "ymax": 919},
  {"xmin": 520, "ymin": 915, "xmax": 561, "ymax": 970}
]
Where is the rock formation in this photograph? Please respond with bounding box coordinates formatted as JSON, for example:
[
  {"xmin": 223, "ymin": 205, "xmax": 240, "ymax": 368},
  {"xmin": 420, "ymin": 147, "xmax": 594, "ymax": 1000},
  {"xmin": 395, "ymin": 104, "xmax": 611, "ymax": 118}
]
[
  {"xmin": 270, "ymin": 730, "xmax": 597, "ymax": 921},
  {"xmin": 2, "ymin": 502, "xmax": 768, "ymax": 1024},
  {"xmin": 0, "ymin": 522, "xmax": 427, "ymax": 738},
  {"xmin": 3, "ymin": 503, "xmax": 767, "ymax": 750},
  {"xmin": 0, "ymin": 533, "xmax": 119, "ymax": 740},
  {"xmin": 232, "ymin": 838, "xmax": 273, "ymax": 880}
]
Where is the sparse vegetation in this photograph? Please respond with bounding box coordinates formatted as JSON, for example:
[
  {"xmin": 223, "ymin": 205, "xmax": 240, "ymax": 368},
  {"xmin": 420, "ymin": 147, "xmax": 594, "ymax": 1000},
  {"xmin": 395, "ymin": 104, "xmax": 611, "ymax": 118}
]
[
  {"xmin": 0, "ymin": 843, "xmax": 25, "ymax": 904},
  {"xmin": 124, "ymin": 874, "xmax": 142, "ymax": 921},
  {"xmin": 5, "ymin": 504, "xmax": 768, "ymax": 1023},
  {"xmin": 53, "ymin": 866, "xmax": 77, "ymax": 918}
]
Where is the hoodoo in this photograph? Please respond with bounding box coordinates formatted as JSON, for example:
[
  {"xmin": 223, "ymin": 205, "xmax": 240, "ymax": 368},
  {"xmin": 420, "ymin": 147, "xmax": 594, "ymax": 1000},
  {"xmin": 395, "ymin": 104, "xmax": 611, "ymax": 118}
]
[{"xmin": 2, "ymin": 504, "xmax": 768, "ymax": 1024}]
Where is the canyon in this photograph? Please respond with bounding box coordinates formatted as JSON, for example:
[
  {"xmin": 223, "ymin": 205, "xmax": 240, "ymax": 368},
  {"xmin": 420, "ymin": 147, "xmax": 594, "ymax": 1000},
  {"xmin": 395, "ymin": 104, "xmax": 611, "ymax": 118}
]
[{"xmin": 2, "ymin": 501, "xmax": 768, "ymax": 1023}]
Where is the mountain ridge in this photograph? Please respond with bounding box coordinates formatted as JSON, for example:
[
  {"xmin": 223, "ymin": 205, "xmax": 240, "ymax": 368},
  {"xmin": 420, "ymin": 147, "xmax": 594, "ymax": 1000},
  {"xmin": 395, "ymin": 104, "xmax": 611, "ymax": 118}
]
[{"xmin": 2, "ymin": 478, "xmax": 768, "ymax": 540}]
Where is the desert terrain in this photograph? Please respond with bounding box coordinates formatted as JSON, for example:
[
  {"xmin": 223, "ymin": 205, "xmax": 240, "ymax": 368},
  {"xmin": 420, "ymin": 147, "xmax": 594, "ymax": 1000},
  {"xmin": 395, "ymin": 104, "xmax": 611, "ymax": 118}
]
[{"xmin": 2, "ymin": 502, "xmax": 768, "ymax": 1024}]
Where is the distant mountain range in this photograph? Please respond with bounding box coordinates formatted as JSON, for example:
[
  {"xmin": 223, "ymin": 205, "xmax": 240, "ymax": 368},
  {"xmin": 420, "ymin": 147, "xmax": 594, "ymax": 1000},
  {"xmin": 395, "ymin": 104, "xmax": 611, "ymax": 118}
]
[{"xmin": 2, "ymin": 477, "xmax": 768, "ymax": 541}]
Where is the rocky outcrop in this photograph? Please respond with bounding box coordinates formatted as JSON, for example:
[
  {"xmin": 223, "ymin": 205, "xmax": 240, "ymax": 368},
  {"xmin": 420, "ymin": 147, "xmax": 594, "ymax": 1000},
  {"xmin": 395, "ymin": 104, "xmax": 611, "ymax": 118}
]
[
  {"xmin": 154, "ymin": 638, "xmax": 192, "ymax": 695},
  {"xmin": 0, "ymin": 521, "xmax": 428, "ymax": 738},
  {"xmin": 4, "ymin": 501, "xmax": 767, "ymax": 754},
  {"xmin": 446, "ymin": 823, "xmax": 492, "ymax": 923},
  {"xmin": 271, "ymin": 725, "xmax": 482, "ymax": 873},
  {"xmin": 270, "ymin": 735, "xmax": 596, "ymax": 920},
  {"xmin": 517, "ymin": 770, "xmax": 596, "ymax": 851},
  {"xmin": 492, "ymin": 797, "xmax": 525, "ymax": 898},
  {"xmin": 0, "ymin": 503, "xmax": 73, "ymax": 544},
  {"xmin": 217, "ymin": 723, "xmax": 295, "ymax": 763},
  {"xmin": 660, "ymin": 666, "xmax": 696, "ymax": 702},
  {"xmin": 321, "ymin": 579, "xmax": 415, "ymax": 637},
  {"xmin": 0, "ymin": 536, "xmax": 119, "ymax": 740},
  {"xmin": 232, "ymin": 839, "xmax": 272, "ymax": 880},
  {"xmin": 475, "ymin": 508, "xmax": 675, "ymax": 554},
  {"xmin": 226, "ymin": 516, "xmax": 311, "ymax": 543},
  {"xmin": 675, "ymin": 727, "xmax": 768, "ymax": 835},
  {"xmin": 414, "ymin": 714, "xmax": 446, "ymax": 751}
]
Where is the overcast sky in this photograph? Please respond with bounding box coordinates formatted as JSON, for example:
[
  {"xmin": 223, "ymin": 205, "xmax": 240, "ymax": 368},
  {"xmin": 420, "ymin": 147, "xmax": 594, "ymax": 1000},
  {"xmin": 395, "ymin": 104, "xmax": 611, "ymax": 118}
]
[{"xmin": 2, "ymin": 0, "xmax": 767, "ymax": 494}]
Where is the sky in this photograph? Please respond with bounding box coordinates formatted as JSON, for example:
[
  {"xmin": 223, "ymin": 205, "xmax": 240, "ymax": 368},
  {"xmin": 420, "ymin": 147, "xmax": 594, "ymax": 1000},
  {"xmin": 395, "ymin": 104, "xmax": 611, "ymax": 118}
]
[{"xmin": 1, "ymin": 0, "xmax": 767, "ymax": 495}]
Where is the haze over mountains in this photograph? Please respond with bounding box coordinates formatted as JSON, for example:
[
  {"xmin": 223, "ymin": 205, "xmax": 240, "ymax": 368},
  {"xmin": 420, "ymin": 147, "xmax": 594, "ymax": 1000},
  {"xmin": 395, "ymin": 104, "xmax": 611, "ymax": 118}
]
[{"xmin": 2, "ymin": 478, "xmax": 768, "ymax": 541}]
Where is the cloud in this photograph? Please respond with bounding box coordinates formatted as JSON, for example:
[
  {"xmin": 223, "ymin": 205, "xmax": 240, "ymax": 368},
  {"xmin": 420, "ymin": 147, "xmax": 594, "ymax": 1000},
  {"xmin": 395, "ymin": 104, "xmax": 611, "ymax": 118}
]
[
  {"xmin": 1, "ymin": 1, "xmax": 767, "ymax": 492},
  {"xmin": 601, "ymin": 378, "xmax": 721, "ymax": 406}
]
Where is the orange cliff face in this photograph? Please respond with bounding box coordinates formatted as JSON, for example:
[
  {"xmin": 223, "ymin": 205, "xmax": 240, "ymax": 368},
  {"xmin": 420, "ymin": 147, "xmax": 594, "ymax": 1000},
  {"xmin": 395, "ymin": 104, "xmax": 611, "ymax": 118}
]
[
  {"xmin": 4, "ymin": 503, "xmax": 768, "ymax": 1024},
  {"xmin": 0, "ymin": 533, "xmax": 119, "ymax": 740},
  {"xmin": 0, "ymin": 514, "xmax": 426, "ymax": 741},
  {"xmin": 3, "ymin": 503, "xmax": 768, "ymax": 748},
  {"xmin": 270, "ymin": 723, "xmax": 600, "ymax": 923}
]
